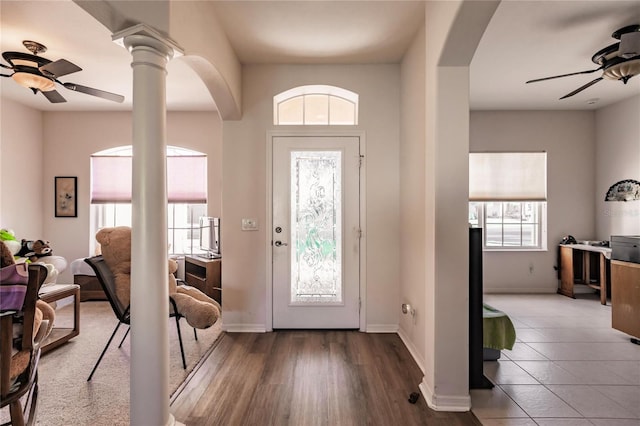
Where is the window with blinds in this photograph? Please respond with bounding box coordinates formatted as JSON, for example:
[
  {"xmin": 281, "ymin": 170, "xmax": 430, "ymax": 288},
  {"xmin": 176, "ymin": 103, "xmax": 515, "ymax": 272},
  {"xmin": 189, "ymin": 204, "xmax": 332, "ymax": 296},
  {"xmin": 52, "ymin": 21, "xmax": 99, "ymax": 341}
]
[
  {"xmin": 89, "ymin": 146, "xmax": 208, "ymax": 255},
  {"xmin": 90, "ymin": 150, "xmax": 207, "ymax": 204},
  {"xmin": 469, "ymin": 152, "xmax": 547, "ymax": 250}
]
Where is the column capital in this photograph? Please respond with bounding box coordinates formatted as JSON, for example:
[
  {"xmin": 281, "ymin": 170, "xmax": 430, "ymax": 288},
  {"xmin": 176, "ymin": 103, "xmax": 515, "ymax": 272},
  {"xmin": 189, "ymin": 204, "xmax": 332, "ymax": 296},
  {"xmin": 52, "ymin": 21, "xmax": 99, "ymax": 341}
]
[{"xmin": 112, "ymin": 23, "xmax": 184, "ymax": 60}]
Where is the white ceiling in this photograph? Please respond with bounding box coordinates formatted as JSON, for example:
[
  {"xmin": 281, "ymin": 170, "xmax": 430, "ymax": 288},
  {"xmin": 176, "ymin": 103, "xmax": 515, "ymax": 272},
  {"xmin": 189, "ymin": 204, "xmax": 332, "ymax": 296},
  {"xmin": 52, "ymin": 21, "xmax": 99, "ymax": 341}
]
[
  {"xmin": 471, "ymin": 0, "xmax": 640, "ymax": 110},
  {"xmin": 0, "ymin": 0, "xmax": 214, "ymax": 112},
  {"xmin": 1, "ymin": 0, "xmax": 639, "ymax": 113}
]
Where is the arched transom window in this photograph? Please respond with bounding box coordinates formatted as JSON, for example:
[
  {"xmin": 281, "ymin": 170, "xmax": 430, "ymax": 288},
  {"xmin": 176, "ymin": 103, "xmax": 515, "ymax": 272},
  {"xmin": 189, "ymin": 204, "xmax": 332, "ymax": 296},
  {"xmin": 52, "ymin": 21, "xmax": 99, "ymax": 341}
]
[{"xmin": 273, "ymin": 85, "xmax": 359, "ymax": 125}]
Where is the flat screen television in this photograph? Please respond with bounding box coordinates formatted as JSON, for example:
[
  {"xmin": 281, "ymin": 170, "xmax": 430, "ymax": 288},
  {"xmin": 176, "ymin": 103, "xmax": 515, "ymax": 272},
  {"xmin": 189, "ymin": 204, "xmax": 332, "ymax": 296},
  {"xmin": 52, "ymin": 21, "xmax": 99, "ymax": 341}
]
[{"xmin": 199, "ymin": 217, "xmax": 221, "ymax": 258}]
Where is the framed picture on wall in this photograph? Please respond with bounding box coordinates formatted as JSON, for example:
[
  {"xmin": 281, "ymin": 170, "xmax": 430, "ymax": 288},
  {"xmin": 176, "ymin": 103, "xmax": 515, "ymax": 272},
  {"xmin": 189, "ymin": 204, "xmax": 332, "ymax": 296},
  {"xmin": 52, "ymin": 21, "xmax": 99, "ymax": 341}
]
[{"xmin": 55, "ymin": 176, "xmax": 77, "ymax": 217}]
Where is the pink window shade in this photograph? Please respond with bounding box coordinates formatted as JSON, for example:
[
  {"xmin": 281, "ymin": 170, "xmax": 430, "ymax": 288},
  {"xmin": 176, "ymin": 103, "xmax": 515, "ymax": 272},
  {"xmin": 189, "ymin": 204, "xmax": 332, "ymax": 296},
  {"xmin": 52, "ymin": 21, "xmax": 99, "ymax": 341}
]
[
  {"xmin": 167, "ymin": 156, "xmax": 207, "ymax": 203},
  {"xmin": 91, "ymin": 155, "xmax": 207, "ymax": 204}
]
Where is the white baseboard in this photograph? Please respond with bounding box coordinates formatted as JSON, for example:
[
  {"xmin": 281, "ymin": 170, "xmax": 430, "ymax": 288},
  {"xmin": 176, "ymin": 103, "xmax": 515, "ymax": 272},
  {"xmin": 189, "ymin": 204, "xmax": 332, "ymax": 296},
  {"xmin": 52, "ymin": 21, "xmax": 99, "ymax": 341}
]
[
  {"xmin": 222, "ymin": 324, "xmax": 397, "ymax": 333},
  {"xmin": 419, "ymin": 379, "xmax": 471, "ymax": 412},
  {"xmin": 222, "ymin": 324, "xmax": 266, "ymax": 333},
  {"xmin": 396, "ymin": 336, "xmax": 471, "ymax": 412},
  {"xmin": 483, "ymin": 287, "xmax": 556, "ymax": 294},
  {"xmin": 397, "ymin": 327, "xmax": 425, "ymax": 373},
  {"xmin": 366, "ymin": 324, "xmax": 398, "ymax": 333}
]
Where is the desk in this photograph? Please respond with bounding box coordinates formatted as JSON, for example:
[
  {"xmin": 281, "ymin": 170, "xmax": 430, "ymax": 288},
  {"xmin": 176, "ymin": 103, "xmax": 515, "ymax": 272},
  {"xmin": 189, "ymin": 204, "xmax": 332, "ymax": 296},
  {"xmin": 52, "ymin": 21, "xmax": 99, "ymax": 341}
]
[
  {"xmin": 38, "ymin": 284, "xmax": 80, "ymax": 353},
  {"xmin": 559, "ymin": 244, "xmax": 611, "ymax": 305}
]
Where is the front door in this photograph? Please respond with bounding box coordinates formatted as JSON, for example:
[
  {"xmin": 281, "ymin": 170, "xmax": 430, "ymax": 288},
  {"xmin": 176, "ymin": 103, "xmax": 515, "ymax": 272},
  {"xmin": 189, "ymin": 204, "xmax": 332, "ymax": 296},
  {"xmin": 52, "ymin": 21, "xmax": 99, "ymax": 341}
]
[{"xmin": 272, "ymin": 136, "xmax": 360, "ymax": 329}]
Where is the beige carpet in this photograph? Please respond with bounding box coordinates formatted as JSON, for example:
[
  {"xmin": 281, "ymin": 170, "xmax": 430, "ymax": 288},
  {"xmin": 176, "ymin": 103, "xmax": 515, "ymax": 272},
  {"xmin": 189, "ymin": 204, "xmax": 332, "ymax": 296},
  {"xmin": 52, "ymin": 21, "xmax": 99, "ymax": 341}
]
[{"xmin": 1, "ymin": 300, "xmax": 223, "ymax": 426}]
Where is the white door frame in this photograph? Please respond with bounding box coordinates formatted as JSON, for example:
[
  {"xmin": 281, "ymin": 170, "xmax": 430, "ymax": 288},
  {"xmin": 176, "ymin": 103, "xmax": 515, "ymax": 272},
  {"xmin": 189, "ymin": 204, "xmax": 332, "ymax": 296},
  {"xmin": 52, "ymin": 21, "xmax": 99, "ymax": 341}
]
[{"xmin": 265, "ymin": 130, "xmax": 367, "ymax": 332}]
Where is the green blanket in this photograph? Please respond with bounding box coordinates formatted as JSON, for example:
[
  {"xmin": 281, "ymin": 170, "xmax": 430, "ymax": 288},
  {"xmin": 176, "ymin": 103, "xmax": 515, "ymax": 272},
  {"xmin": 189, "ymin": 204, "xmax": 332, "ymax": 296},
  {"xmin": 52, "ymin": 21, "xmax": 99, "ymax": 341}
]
[{"xmin": 483, "ymin": 303, "xmax": 516, "ymax": 350}]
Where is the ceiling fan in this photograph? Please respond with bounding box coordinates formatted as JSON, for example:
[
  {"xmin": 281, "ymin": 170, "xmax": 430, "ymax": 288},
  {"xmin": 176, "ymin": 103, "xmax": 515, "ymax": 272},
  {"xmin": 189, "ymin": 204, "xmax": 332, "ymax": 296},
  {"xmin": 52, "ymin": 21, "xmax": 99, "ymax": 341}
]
[
  {"xmin": 526, "ymin": 25, "xmax": 640, "ymax": 100},
  {"xmin": 0, "ymin": 40, "xmax": 124, "ymax": 104}
]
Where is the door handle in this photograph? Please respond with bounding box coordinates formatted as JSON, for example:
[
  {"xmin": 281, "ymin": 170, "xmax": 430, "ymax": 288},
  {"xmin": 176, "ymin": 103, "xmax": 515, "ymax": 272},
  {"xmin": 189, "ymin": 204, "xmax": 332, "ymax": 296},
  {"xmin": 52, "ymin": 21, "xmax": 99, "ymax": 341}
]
[{"xmin": 274, "ymin": 240, "xmax": 288, "ymax": 247}]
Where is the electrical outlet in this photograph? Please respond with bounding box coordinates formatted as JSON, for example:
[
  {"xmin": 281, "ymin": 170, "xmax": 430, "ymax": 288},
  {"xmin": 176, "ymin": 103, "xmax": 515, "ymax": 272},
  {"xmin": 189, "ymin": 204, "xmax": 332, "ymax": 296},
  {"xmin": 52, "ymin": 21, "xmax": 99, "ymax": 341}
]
[
  {"xmin": 402, "ymin": 303, "xmax": 416, "ymax": 317},
  {"xmin": 241, "ymin": 218, "xmax": 258, "ymax": 231}
]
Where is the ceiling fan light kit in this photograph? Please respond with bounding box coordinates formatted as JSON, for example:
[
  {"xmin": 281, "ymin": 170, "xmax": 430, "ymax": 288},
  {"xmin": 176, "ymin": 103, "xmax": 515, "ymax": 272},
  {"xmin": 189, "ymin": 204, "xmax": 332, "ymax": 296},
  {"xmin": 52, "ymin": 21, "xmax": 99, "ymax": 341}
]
[
  {"xmin": 602, "ymin": 59, "xmax": 640, "ymax": 81},
  {"xmin": 12, "ymin": 70, "xmax": 55, "ymax": 92},
  {"xmin": 1, "ymin": 40, "xmax": 124, "ymax": 104},
  {"xmin": 526, "ymin": 24, "xmax": 640, "ymax": 99}
]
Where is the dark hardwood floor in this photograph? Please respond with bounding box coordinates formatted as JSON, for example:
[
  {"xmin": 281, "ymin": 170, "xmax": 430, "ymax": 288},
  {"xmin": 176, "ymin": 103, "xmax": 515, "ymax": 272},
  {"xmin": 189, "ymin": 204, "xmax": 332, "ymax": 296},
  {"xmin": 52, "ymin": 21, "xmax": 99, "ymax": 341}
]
[{"xmin": 171, "ymin": 331, "xmax": 482, "ymax": 426}]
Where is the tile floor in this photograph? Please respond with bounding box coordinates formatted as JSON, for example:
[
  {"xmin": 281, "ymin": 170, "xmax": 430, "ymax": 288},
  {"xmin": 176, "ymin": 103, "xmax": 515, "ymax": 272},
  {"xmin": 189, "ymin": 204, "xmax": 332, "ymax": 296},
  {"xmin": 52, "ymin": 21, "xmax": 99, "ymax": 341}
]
[{"xmin": 471, "ymin": 291, "xmax": 640, "ymax": 426}]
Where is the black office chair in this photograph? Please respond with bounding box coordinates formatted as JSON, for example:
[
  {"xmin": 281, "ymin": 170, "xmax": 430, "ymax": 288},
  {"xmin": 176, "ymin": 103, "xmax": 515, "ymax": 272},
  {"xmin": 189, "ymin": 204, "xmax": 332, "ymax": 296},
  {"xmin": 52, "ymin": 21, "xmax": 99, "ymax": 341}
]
[{"xmin": 84, "ymin": 255, "xmax": 192, "ymax": 381}]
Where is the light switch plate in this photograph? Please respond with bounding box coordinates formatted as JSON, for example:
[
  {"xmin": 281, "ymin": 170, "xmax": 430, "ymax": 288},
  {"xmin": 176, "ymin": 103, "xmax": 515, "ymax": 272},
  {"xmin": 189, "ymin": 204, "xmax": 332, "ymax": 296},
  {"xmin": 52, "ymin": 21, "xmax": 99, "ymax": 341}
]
[{"xmin": 241, "ymin": 218, "xmax": 258, "ymax": 231}]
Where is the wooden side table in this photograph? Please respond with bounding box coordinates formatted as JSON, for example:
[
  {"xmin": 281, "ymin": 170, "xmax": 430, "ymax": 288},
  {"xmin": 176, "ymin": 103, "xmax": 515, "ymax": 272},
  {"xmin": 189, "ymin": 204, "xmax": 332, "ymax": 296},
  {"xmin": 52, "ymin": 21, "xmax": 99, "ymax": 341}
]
[
  {"xmin": 38, "ymin": 284, "xmax": 80, "ymax": 354},
  {"xmin": 184, "ymin": 256, "xmax": 222, "ymax": 304}
]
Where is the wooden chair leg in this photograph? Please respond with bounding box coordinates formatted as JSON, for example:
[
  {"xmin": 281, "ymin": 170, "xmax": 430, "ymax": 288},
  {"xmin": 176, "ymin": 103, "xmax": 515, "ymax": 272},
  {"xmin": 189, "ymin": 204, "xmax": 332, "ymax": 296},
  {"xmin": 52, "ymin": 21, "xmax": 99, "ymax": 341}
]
[{"xmin": 10, "ymin": 399, "xmax": 25, "ymax": 426}]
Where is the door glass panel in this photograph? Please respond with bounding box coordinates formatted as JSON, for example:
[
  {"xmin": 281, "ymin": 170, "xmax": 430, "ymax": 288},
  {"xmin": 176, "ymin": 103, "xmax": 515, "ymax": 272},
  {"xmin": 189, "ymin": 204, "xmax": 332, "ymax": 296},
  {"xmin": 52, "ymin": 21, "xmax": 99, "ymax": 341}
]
[{"xmin": 290, "ymin": 150, "xmax": 342, "ymax": 304}]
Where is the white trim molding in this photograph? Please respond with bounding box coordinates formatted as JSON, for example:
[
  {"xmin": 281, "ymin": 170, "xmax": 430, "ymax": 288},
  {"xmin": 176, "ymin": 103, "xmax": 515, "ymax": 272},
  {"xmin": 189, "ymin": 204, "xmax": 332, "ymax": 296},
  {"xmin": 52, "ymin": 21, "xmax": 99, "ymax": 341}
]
[
  {"xmin": 484, "ymin": 287, "xmax": 556, "ymax": 294},
  {"xmin": 397, "ymin": 328, "xmax": 425, "ymax": 373},
  {"xmin": 223, "ymin": 324, "xmax": 267, "ymax": 333},
  {"xmin": 366, "ymin": 324, "xmax": 398, "ymax": 333},
  {"xmin": 419, "ymin": 379, "xmax": 471, "ymax": 412},
  {"xmin": 265, "ymin": 130, "xmax": 367, "ymax": 332}
]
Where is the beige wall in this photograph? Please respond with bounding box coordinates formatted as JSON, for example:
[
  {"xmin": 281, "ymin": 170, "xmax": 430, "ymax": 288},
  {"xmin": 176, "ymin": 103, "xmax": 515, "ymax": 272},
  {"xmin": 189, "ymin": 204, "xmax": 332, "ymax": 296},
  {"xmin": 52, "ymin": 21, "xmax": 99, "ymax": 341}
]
[
  {"xmin": 421, "ymin": 0, "xmax": 498, "ymax": 410},
  {"xmin": 222, "ymin": 64, "xmax": 401, "ymax": 331},
  {"xmin": 0, "ymin": 98, "xmax": 44, "ymax": 239},
  {"xmin": 0, "ymin": 109, "xmax": 222, "ymax": 283},
  {"xmin": 399, "ymin": 24, "xmax": 427, "ymax": 368},
  {"xmin": 466, "ymin": 99, "xmax": 639, "ymax": 292},
  {"xmin": 595, "ymin": 95, "xmax": 640, "ymax": 239},
  {"xmin": 470, "ymin": 110, "xmax": 596, "ymax": 292}
]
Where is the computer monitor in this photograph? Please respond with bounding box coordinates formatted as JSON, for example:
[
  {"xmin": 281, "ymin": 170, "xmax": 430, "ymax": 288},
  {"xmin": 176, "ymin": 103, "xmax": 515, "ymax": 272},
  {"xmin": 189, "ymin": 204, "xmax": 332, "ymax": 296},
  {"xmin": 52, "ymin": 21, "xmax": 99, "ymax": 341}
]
[{"xmin": 199, "ymin": 217, "xmax": 221, "ymax": 258}]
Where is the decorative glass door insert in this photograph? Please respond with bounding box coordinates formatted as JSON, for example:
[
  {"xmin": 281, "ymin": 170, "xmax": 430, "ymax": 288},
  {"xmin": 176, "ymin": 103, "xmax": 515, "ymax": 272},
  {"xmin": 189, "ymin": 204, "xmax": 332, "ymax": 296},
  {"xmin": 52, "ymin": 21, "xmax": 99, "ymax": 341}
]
[
  {"xmin": 290, "ymin": 151, "xmax": 342, "ymax": 304},
  {"xmin": 272, "ymin": 135, "xmax": 360, "ymax": 329}
]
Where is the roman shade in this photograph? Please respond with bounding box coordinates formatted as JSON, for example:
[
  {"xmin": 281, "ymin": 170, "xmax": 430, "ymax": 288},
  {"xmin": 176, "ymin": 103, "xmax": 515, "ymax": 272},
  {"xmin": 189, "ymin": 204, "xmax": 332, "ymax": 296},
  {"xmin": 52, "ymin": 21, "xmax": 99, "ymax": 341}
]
[
  {"xmin": 91, "ymin": 155, "xmax": 207, "ymax": 204},
  {"xmin": 469, "ymin": 152, "xmax": 547, "ymax": 201}
]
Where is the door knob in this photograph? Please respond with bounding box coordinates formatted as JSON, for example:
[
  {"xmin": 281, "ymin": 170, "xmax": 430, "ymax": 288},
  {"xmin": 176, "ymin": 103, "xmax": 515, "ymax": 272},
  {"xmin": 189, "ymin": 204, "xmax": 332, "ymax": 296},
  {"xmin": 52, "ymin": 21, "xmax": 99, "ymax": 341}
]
[{"xmin": 274, "ymin": 240, "xmax": 288, "ymax": 247}]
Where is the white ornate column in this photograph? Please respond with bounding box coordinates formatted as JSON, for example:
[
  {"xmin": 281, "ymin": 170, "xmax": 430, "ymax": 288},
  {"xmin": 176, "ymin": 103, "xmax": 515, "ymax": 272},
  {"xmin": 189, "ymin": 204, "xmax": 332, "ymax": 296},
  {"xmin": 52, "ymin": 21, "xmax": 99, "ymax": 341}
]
[{"xmin": 113, "ymin": 24, "xmax": 183, "ymax": 426}]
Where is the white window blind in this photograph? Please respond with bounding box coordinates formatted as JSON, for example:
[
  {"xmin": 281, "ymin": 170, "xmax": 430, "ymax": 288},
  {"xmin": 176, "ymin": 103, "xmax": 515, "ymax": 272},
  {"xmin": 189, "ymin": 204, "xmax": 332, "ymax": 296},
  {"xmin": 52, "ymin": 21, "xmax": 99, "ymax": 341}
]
[
  {"xmin": 91, "ymin": 155, "xmax": 207, "ymax": 204},
  {"xmin": 469, "ymin": 152, "xmax": 547, "ymax": 201}
]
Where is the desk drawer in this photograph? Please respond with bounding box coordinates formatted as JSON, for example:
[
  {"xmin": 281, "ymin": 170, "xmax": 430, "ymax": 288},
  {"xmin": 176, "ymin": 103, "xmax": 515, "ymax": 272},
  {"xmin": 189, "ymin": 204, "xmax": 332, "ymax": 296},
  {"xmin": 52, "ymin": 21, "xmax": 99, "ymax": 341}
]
[{"xmin": 185, "ymin": 272, "xmax": 206, "ymax": 288}]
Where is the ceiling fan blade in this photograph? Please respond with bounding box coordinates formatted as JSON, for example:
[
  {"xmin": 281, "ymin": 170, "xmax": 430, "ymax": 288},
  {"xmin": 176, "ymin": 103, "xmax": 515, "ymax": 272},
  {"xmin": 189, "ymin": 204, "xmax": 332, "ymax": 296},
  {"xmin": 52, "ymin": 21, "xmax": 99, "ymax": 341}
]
[
  {"xmin": 62, "ymin": 82, "xmax": 124, "ymax": 103},
  {"xmin": 526, "ymin": 67, "xmax": 602, "ymax": 84},
  {"xmin": 41, "ymin": 90, "xmax": 67, "ymax": 103},
  {"xmin": 40, "ymin": 59, "xmax": 82, "ymax": 78},
  {"xmin": 559, "ymin": 77, "xmax": 604, "ymax": 100}
]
